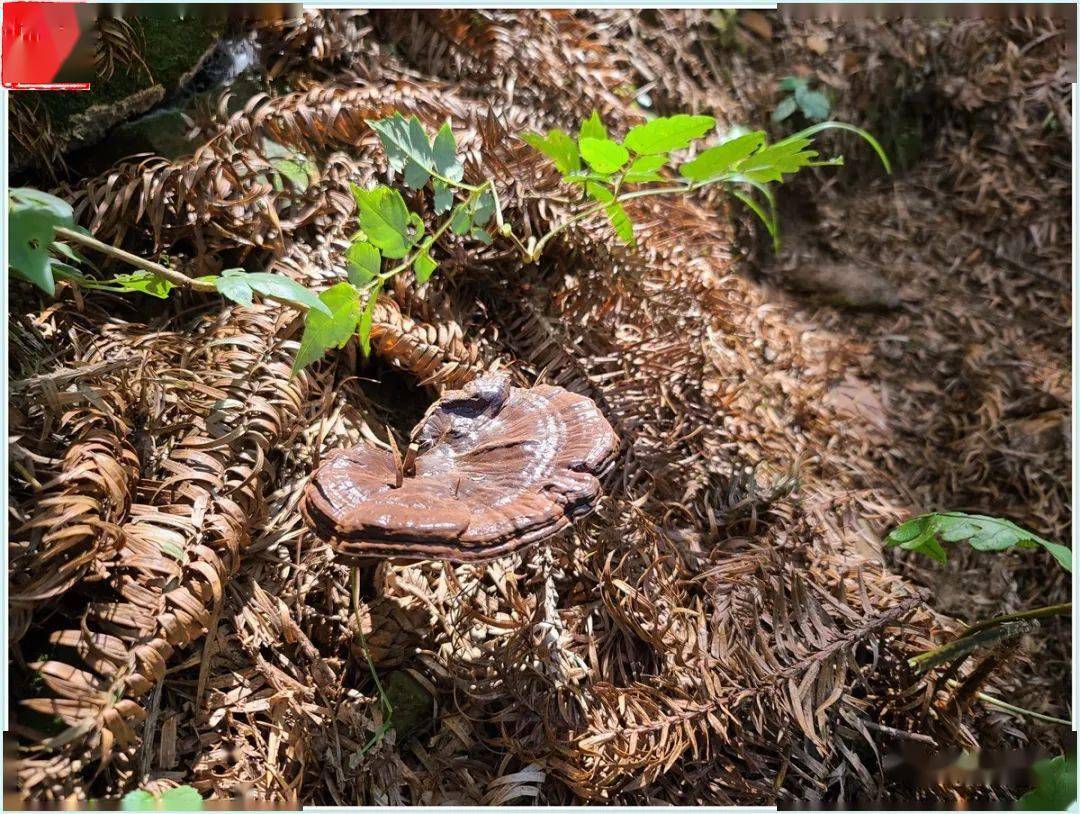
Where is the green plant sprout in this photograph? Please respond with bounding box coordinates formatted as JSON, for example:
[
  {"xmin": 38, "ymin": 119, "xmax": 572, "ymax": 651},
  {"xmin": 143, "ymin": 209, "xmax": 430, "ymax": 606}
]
[
  {"xmin": 886, "ymin": 510, "xmax": 1072, "ymax": 729},
  {"xmin": 772, "ymin": 75, "xmax": 831, "ymax": 124},
  {"xmin": 8, "ymin": 111, "xmax": 889, "ymax": 375}
]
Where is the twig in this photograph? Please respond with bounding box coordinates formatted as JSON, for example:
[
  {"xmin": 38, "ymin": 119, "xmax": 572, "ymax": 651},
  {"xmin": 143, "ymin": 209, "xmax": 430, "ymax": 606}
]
[
  {"xmin": 351, "ymin": 565, "xmax": 393, "ymax": 752},
  {"xmin": 858, "ymin": 719, "xmax": 938, "ymax": 746}
]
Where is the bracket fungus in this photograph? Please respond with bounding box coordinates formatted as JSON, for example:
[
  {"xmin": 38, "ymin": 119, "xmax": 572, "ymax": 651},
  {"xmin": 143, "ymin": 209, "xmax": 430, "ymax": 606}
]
[{"xmin": 302, "ymin": 374, "xmax": 619, "ymax": 563}]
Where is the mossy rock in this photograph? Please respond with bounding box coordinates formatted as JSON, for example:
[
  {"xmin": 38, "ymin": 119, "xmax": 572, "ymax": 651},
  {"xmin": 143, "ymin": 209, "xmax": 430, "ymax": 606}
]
[
  {"xmin": 12, "ymin": 13, "xmax": 225, "ymax": 178},
  {"xmin": 39, "ymin": 13, "xmax": 226, "ymax": 131}
]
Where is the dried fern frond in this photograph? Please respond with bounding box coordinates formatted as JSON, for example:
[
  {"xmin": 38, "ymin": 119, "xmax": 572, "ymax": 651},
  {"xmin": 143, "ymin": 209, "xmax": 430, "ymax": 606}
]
[{"xmin": 93, "ymin": 17, "xmax": 153, "ymax": 83}]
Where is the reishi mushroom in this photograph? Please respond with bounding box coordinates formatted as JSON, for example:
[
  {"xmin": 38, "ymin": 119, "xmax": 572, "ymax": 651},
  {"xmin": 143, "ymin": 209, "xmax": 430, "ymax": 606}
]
[{"xmin": 302, "ymin": 373, "xmax": 619, "ymax": 564}]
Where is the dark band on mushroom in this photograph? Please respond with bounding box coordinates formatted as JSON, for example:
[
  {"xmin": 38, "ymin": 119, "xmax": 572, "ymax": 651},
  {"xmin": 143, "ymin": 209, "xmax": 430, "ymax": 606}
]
[{"xmin": 302, "ymin": 374, "xmax": 619, "ymax": 563}]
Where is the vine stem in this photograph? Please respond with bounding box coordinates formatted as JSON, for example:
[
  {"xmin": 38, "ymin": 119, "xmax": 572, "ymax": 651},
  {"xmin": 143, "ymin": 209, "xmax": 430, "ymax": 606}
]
[
  {"xmin": 531, "ymin": 183, "xmax": 693, "ymax": 258},
  {"xmin": 351, "ymin": 567, "xmax": 392, "ymax": 715},
  {"xmin": 54, "ymin": 226, "xmax": 215, "ymax": 292},
  {"xmin": 973, "ymin": 691, "xmax": 1072, "ymax": 727},
  {"xmin": 55, "ymin": 225, "xmax": 326, "ymax": 314}
]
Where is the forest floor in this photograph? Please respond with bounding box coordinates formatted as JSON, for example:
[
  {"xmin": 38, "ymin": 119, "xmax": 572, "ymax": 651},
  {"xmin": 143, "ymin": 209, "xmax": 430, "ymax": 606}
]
[{"xmin": 8, "ymin": 10, "xmax": 1073, "ymax": 806}]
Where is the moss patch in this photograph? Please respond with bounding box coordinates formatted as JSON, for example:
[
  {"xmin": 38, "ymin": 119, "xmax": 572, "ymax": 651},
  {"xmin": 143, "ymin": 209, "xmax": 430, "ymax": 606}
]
[{"xmin": 34, "ymin": 13, "xmax": 225, "ymax": 133}]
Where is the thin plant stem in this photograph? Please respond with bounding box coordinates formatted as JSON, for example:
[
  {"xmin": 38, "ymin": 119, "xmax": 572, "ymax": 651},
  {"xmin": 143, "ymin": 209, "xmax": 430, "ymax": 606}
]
[
  {"xmin": 54, "ymin": 226, "xmax": 215, "ymax": 292},
  {"xmin": 531, "ymin": 183, "xmax": 704, "ymax": 257},
  {"xmin": 351, "ymin": 567, "xmax": 391, "ymax": 710},
  {"xmin": 54, "ymin": 225, "xmax": 319, "ymax": 314},
  {"xmin": 351, "ymin": 565, "xmax": 393, "ymax": 755},
  {"xmin": 974, "ymin": 691, "xmax": 1072, "ymax": 727}
]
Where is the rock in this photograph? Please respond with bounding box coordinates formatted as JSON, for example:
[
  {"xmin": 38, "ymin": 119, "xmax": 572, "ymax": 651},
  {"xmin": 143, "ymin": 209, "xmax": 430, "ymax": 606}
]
[{"xmin": 783, "ymin": 261, "xmax": 901, "ymax": 310}]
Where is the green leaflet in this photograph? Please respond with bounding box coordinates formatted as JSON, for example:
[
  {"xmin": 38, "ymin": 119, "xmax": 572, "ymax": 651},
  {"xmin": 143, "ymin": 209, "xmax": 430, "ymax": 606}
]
[
  {"xmin": 50, "ymin": 239, "xmax": 91, "ymax": 268},
  {"xmin": 450, "ymin": 205, "xmax": 473, "ymax": 236},
  {"xmin": 471, "ymin": 226, "xmax": 493, "ymax": 245},
  {"xmin": 122, "ymin": 791, "xmax": 156, "ymax": 811},
  {"xmin": 473, "ymin": 190, "xmax": 495, "ymax": 226},
  {"xmin": 367, "ymin": 113, "xmax": 436, "ymax": 189},
  {"xmin": 775, "ymin": 78, "xmax": 831, "ymax": 123},
  {"xmin": 732, "ymin": 137, "xmax": 817, "ymax": 184},
  {"xmin": 109, "ymin": 271, "xmax": 176, "ymax": 299},
  {"xmin": 579, "ymin": 137, "xmax": 629, "ymax": 174},
  {"xmin": 583, "ymin": 183, "xmax": 634, "ymax": 246},
  {"xmin": 432, "ymin": 122, "xmax": 465, "ymax": 183},
  {"xmin": 886, "ymin": 512, "xmax": 1072, "ymax": 572},
  {"xmin": 679, "ymin": 131, "xmax": 766, "ymax": 182},
  {"xmin": 158, "ymin": 786, "xmax": 204, "ymax": 811},
  {"xmin": 122, "ymin": 785, "xmax": 203, "ymax": 811},
  {"xmin": 433, "ymin": 180, "xmax": 453, "ymax": 215},
  {"xmin": 347, "ymin": 241, "xmax": 381, "ymax": 287},
  {"xmin": 292, "ymin": 282, "xmax": 364, "ymax": 372},
  {"xmin": 578, "ymin": 110, "xmax": 607, "ymax": 142},
  {"xmin": 794, "ymin": 86, "xmax": 830, "ymax": 121},
  {"xmin": 605, "ymin": 201, "xmax": 635, "ymax": 246},
  {"xmin": 413, "ymin": 241, "xmax": 437, "ymax": 285},
  {"xmin": 771, "ymin": 95, "xmax": 798, "ymax": 123},
  {"xmin": 270, "ymin": 157, "xmax": 316, "ymax": 191},
  {"xmin": 210, "ymin": 269, "xmax": 330, "ymax": 315},
  {"xmin": 623, "ymin": 154, "xmax": 668, "ymax": 183},
  {"xmin": 521, "ymin": 129, "xmax": 581, "ymax": 174},
  {"xmin": 262, "ymin": 139, "xmax": 318, "ymax": 191},
  {"xmin": 623, "ymin": 114, "xmax": 716, "ymax": 155},
  {"xmin": 9, "ymin": 187, "xmax": 77, "ymax": 295},
  {"xmin": 352, "ymin": 184, "xmax": 413, "ymax": 259}
]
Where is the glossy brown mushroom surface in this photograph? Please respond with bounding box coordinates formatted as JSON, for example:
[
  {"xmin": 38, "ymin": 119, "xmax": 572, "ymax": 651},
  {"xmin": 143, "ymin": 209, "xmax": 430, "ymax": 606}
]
[{"xmin": 302, "ymin": 374, "xmax": 619, "ymax": 562}]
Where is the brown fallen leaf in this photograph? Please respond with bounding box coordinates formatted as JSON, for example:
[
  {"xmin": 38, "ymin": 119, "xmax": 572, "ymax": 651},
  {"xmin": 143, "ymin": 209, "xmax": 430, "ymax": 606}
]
[{"xmin": 739, "ymin": 11, "xmax": 773, "ymax": 40}]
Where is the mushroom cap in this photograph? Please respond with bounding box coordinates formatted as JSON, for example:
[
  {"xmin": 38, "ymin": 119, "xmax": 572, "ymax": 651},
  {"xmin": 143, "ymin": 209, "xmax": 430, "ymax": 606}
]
[{"xmin": 302, "ymin": 374, "xmax": 619, "ymax": 563}]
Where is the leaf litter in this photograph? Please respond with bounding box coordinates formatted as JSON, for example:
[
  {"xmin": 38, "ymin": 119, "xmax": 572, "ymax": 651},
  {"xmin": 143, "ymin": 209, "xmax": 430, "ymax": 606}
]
[{"xmin": 8, "ymin": 9, "xmax": 1072, "ymax": 807}]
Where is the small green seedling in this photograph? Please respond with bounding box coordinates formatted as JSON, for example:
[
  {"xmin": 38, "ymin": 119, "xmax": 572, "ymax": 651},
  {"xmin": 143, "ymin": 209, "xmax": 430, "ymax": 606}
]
[{"xmin": 772, "ymin": 75, "xmax": 831, "ymax": 124}]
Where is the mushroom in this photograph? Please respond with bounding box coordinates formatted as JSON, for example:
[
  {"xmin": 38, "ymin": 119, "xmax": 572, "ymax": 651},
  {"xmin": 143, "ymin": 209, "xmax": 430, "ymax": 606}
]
[{"xmin": 302, "ymin": 373, "xmax": 619, "ymax": 564}]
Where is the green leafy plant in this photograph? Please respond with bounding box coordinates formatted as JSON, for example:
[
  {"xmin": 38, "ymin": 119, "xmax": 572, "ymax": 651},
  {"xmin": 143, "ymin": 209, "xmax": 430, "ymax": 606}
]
[
  {"xmin": 522, "ymin": 111, "xmax": 888, "ymax": 253},
  {"xmin": 885, "ymin": 511, "xmax": 1072, "ymax": 572},
  {"xmin": 122, "ymin": 784, "xmax": 203, "ymax": 811},
  {"xmin": 887, "ymin": 511, "xmax": 1072, "ymax": 729},
  {"xmin": 773, "ymin": 75, "xmax": 831, "ymax": 124},
  {"xmin": 288, "ymin": 112, "xmax": 501, "ymax": 370},
  {"xmin": 8, "ymin": 110, "xmax": 888, "ymax": 374},
  {"xmin": 1019, "ymin": 753, "xmax": 1077, "ymax": 811}
]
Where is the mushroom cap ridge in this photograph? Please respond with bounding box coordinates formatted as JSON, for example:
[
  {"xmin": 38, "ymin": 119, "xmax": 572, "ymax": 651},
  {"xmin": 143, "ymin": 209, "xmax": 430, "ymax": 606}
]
[{"xmin": 302, "ymin": 374, "xmax": 619, "ymax": 563}]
